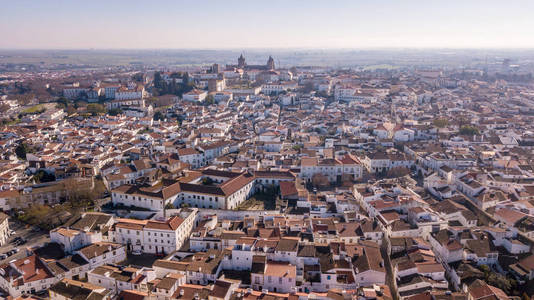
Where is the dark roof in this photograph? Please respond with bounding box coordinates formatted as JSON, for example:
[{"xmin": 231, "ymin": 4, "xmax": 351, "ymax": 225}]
[
  {"xmin": 251, "ymin": 255, "xmax": 266, "ymax": 274},
  {"xmin": 275, "ymin": 238, "xmax": 298, "ymax": 252}
]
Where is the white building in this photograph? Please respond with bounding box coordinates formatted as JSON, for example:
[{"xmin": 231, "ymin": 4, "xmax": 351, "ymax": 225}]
[
  {"xmin": 111, "ymin": 180, "xmax": 181, "ymax": 210},
  {"xmin": 114, "ymin": 86, "xmax": 145, "ymax": 100},
  {"xmin": 183, "ymin": 89, "xmax": 208, "ymax": 102},
  {"xmin": 251, "ymin": 261, "xmax": 296, "ymax": 293},
  {"xmin": 113, "ymin": 210, "xmax": 196, "ymax": 255},
  {"xmin": 300, "ymin": 155, "xmax": 363, "ymax": 183},
  {"xmin": 87, "ymin": 265, "xmax": 154, "ymax": 295},
  {"xmin": 0, "ymin": 255, "xmax": 57, "ymax": 297},
  {"xmin": 0, "ymin": 213, "xmax": 9, "ymax": 246},
  {"xmin": 75, "ymin": 242, "xmax": 127, "ymax": 269}
]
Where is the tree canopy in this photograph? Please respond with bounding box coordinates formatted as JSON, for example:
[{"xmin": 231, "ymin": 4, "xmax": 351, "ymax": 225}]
[
  {"xmin": 433, "ymin": 118, "xmax": 448, "ymax": 128},
  {"xmin": 153, "ymin": 71, "xmax": 195, "ymax": 97},
  {"xmin": 459, "ymin": 125, "xmax": 480, "ymax": 136},
  {"xmin": 86, "ymin": 103, "xmax": 106, "ymax": 116},
  {"xmin": 153, "ymin": 111, "xmax": 165, "ymax": 121},
  {"xmin": 15, "ymin": 142, "xmax": 33, "ymax": 160}
]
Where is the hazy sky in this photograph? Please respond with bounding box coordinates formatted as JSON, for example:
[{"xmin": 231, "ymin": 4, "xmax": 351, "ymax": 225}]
[{"xmin": 1, "ymin": 0, "xmax": 534, "ymax": 49}]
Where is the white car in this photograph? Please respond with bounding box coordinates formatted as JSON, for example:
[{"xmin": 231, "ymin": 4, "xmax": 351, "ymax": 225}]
[
  {"xmin": 131, "ymin": 250, "xmax": 142, "ymax": 256},
  {"xmin": 8, "ymin": 230, "xmax": 15, "ymax": 236}
]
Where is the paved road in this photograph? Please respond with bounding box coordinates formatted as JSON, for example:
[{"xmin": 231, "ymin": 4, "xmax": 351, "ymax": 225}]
[{"xmin": 0, "ymin": 217, "xmax": 50, "ymax": 264}]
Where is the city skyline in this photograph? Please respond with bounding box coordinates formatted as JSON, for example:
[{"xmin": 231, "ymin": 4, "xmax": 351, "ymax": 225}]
[
  {"xmin": 2, "ymin": 0, "xmax": 534, "ymax": 49},
  {"xmin": 3, "ymin": 1, "xmax": 534, "ymax": 298}
]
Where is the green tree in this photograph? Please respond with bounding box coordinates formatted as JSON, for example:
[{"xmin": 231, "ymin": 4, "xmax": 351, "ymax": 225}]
[
  {"xmin": 154, "ymin": 72, "xmax": 163, "ymax": 89},
  {"xmin": 56, "ymin": 97, "xmax": 69, "ymax": 109},
  {"xmin": 153, "ymin": 111, "xmax": 165, "ymax": 121},
  {"xmin": 15, "ymin": 143, "xmax": 32, "ymax": 160},
  {"xmin": 183, "ymin": 72, "xmax": 190, "ymax": 85},
  {"xmin": 203, "ymin": 95, "xmax": 215, "ymax": 106},
  {"xmin": 479, "ymin": 264, "xmax": 490, "ymax": 274},
  {"xmin": 132, "ymin": 72, "xmax": 144, "ymax": 82},
  {"xmin": 202, "ymin": 177, "xmax": 214, "ymax": 185},
  {"xmin": 299, "ymin": 81, "xmax": 314, "ymax": 93},
  {"xmin": 33, "ymin": 170, "xmax": 56, "ymax": 183},
  {"xmin": 459, "ymin": 125, "xmax": 480, "ymax": 136},
  {"xmin": 65, "ymin": 105, "xmax": 77, "ymax": 115},
  {"xmin": 108, "ymin": 108, "xmax": 122, "ymax": 116},
  {"xmin": 86, "ymin": 103, "xmax": 106, "ymax": 116},
  {"xmin": 386, "ymin": 167, "xmax": 410, "ymax": 178},
  {"xmin": 176, "ymin": 115, "xmax": 184, "ymax": 126},
  {"xmin": 433, "ymin": 118, "xmax": 448, "ymax": 128}
]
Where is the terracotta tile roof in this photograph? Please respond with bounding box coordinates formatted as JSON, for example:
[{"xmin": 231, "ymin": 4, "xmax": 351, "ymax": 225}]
[
  {"xmin": 145, "ymin": 215, "xmax": 184, "ymax": 231},
  {"xmin": 264, "ymin": 261, "xmax": 296, "ymax": 278}
]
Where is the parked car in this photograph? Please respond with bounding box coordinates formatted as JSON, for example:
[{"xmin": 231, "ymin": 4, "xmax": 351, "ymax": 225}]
[
  {"xmin": 0, "ymin": 254, "xmax": 7, "ymax": 260},
  {"xmin": 34, "ymin": 290, "xmax": 48, "ymax": 297},
  {"xmin": 131, "ymin": 250, "xmax": 142, "ymax": 255}
]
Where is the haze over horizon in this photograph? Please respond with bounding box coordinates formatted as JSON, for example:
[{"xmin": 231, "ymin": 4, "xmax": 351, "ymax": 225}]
[{"xmin": 2, "ymin": 0, "xmax": 534, "ymax": 50}]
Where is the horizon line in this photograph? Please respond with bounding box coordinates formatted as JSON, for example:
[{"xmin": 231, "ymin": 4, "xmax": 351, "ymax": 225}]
[{"xmin": 1, "ymin": 47, "xmax": 534, "ymax": 51}]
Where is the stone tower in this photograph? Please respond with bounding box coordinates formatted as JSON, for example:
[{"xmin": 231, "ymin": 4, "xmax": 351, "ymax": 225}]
[
  {"xmin": 267, "ymin": 55, "xmax": 275, "ymax": 70},
  {"xmin": 238, "ymin": 54, "xmax": 246, "ymax": 69}
]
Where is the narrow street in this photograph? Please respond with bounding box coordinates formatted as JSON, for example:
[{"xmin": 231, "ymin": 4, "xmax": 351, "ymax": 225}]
[{"xmin": 381, "ymin": 236, "xmax": 399, "ymax": 300}]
